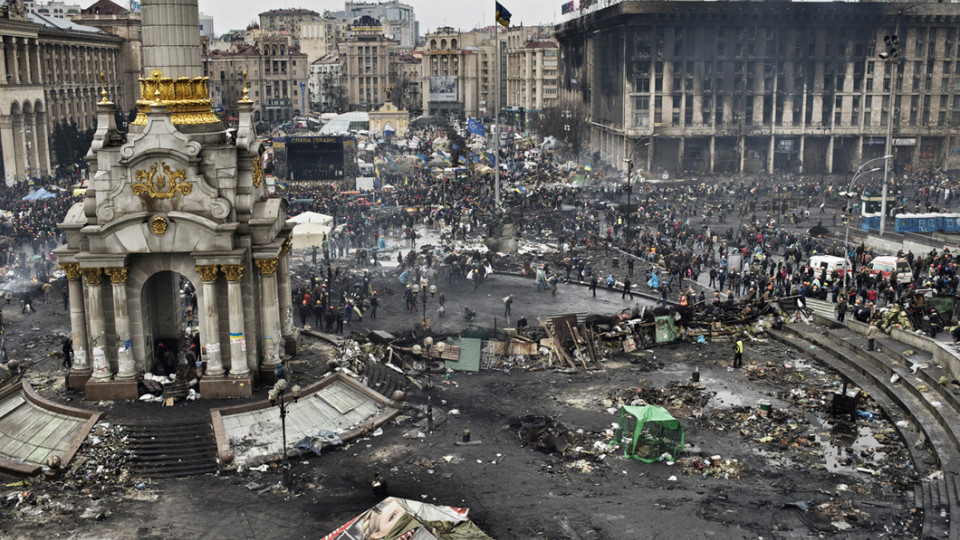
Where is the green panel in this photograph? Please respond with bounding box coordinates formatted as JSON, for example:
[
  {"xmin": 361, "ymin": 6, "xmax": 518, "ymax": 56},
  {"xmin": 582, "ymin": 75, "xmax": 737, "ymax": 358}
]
[{"xmin": 445, "ymin": 338, "xmax": 481, "ymax": 372}]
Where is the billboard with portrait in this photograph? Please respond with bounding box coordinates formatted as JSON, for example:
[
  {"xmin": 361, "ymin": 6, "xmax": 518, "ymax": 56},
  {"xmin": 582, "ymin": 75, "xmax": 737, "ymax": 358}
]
[{"xmin": 429, "ymin": 76, "xmax": 458, "ymax": 102}]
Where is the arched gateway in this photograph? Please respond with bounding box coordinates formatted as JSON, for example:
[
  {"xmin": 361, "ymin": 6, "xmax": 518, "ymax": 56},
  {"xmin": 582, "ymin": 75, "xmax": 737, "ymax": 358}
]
[{"xmin": 54, "ymin": 0, "xmax": 295, "ymax": 400}]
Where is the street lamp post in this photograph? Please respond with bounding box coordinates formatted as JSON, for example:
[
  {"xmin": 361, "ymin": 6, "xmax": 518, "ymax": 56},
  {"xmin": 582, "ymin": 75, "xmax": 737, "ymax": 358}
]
[
  {"xmin": 840, "ymin": 154, "xmax": 892, "ymax": 280},
  {"xmin": 878, "ymin": 14, "xmax": 903, "ymax": 236},
  {"xmin": 411, "ymin": 276, "xmax": 436, "ymax": 327},
  {"xmin": 268, "ymin": 379, "xmax": 301, "ymax": 487}
]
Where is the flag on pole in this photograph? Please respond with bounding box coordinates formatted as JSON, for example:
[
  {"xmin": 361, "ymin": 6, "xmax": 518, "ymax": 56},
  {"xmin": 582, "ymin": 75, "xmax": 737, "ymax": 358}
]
[
  {"xmin": 467, "ymin": 117, "xmax": 485, "ymax": 137},
  {"xmin": 495, "ymin": 2, "xmax": 512, "ymax": 27},
  {"xmin": 584, "ymin": 163, "xmax": 593, "ymax": 171}
]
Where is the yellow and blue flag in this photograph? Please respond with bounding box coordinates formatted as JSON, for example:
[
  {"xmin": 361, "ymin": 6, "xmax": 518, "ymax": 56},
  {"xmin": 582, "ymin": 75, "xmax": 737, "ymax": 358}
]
[
  {"xmin": 584, "ymin": 163, "xmax": 593, "ymax": 172},
  {"xmin": 496, "ymin": 2, "xmax": 512, "ymax": 28}
]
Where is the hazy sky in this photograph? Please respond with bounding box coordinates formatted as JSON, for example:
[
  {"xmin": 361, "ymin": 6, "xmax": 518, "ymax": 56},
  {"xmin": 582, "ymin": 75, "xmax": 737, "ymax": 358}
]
[{"xmin": 195, "ymin": 0, "xmax": 563, "ymax": 37}]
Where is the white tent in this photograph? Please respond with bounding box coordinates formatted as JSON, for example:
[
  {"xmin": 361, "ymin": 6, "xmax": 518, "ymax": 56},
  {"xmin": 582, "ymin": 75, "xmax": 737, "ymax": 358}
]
[
  {"xmin": 291, "ymin": 222, "xmax": 332, "ymax": 249},
  {"xmin": 288, "ymin": 212, "xmax": 333, "ymax": 225}
]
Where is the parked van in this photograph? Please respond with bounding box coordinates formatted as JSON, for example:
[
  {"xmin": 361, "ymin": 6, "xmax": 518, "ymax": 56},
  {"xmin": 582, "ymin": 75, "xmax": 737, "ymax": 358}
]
[
  {"xmin": 868, "ymin": 256, "xmax": 913, "ymax": 284},
  {"xmin": 808, "ymin": 255, "xmax": 847, "ymax": 282}
]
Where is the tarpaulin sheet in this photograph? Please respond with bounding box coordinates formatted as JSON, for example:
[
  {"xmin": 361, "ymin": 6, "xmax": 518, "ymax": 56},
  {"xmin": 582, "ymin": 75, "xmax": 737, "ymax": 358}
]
[{"xmin": 322, "ymin": 497, "xmax": 492, "ymax": 540}]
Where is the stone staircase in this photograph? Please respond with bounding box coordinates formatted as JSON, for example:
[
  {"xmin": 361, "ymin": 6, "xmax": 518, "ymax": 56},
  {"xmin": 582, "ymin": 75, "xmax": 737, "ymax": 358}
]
[
  {"xmin": 124, "ymin": 420, "xmax": 218, "ymax": 478},
  {"xmin": 769, "ymin": 323, "xmax": 960, "ymax": 540},
  {"xmin": 914, "ymin": 473, "xmax": 959, "ymax": 540},
  {"xmin": 803, "ymin": 298, "xmax": 837, "ymax": 320}
]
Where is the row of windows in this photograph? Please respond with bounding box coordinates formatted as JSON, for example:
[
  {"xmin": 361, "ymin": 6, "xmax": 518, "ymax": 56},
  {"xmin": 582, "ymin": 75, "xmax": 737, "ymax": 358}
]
[{"xmin": 631, "ymin": 91, "xmax": 960, "ymax": 128}]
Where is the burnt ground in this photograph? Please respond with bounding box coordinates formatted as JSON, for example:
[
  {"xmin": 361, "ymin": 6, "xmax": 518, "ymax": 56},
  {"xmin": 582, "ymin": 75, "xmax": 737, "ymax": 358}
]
[
  {"xmin": 0, "ymin": 241, "xmax": 926, "ymax": 539},
  {"xmin": 0, "ymin": 295, "xmax": 925, "ymax": 539}
]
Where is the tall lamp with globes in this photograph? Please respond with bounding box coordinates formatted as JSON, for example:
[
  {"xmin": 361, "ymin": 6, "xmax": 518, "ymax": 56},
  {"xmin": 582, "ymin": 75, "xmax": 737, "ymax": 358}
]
[{"xmin": 268, "ymin": 379, "xmax": 301, "ymax": 487}]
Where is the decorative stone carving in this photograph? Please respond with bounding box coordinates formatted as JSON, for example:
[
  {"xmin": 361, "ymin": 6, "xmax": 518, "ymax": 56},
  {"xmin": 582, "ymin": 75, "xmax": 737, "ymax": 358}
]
[
  {"xmin": 133, "ymin": 161, "xmax": 191, "ymax": 199},
  {"xmin": 60, "ymin": 263, "xmax": 81, "ymax": 280},
  {"xmin": 252, "ymin": 156, "xmax": 264, "ymax": 188},
  {"xmin": 196, "ymin": 264, "xmax": 220, "ymax": 282},
  {"xmin": 221, "ymin": 264, "xmax": 245, "ymax": 281},
  {"xmin": 104, "ymin": 267, "xmax": 129, "ymax": 284},
  {"xmin": 80, "ymin": 268, "xmax": 103, "ymax": 285},
  {"xmin": 254, "ymin": 258, "xmax": 279, "ymax": 276},
  {"xmin": 151, "ymin": 215, "xmax": 168, "ymax": 235},
  {"xmin": 280, "ymin": 237, "xmax": 292, "ymax": 256}
]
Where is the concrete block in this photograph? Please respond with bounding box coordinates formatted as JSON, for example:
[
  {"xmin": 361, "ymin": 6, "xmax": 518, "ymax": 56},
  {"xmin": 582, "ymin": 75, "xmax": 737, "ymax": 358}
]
[
  {"xmin": 199, "ymin": 376, "xmax": 253, "ymax": 398},
  {"xmin": 67, "ymin": 370, "xmax": 92, "ymax": 391},
  {"xmin": 85, "ymin": 379, "xmax": 139, "ymax": 401}
]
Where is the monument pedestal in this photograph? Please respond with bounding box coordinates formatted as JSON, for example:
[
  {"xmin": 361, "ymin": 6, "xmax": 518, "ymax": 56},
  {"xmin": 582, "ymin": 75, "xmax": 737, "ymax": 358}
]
[
  {"xmin": 259, "ymin": 366, "xmax": 279, "ymax": 387},
  {"xmin": 85, "ymin": 379, "xmax": 139, "ymax": 401},
  {"xmin": 199, "ymin": 376, "xmax": 253, "ymax": 398},
  {"xmin": 284, "ymin": 329, "xmax": 300, "ymax": 356},
  {"xmin": 67, "ymin": 370, "xmax": 92, "ymax": 391}
]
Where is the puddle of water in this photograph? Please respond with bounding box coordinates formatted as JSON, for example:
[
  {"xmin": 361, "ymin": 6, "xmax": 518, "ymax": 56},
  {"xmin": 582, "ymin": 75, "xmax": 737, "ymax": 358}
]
[
  {"xmin": 819, "ymin": 419, "xmax": 887, "ymax": 472},
  {"xmin": 710, "ymin": 388, "xmax": 746, "ymax": 408}
]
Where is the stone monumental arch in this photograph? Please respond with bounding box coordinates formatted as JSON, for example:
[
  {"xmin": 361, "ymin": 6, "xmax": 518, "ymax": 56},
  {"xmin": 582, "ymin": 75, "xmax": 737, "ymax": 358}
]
[{"xmin": 55, "ymin": 0, "xmax": 296, "ymax": 400}]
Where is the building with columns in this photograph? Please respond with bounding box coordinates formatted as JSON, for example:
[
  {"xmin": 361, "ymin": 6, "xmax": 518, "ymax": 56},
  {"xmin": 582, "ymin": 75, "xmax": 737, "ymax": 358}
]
[
  {"xmin": 55, "ymin": 0, "xmax": 293, "ymax": 401},
  {"xmin": 203, "ymin": 34, "xmax": 309, "ymax": 123},
  {"xmin": 36, "ymin": 13, "xmax": 123, "ymax": 131},
  {"xmin": 556, "ymin": 1, "xmax": 960, "ymax": 176},
  {"xmin": 338, "ymin": 15, "xmax": 398, "ymax": 111},
  {"xmin": 504, "ymin": 26, "xmax": 558, "ymax": 127},
  {"xmin": 2, "ymin": 0, "xmax": 122, "ymax": 183},
  {"xmin": 421, "ymin": 27, "xmax": 499, "ymax": 120},
  {"xmin": 71, "ymin": 0, "xmax": 143, "ymax": 114},
  {"xmin": 1, "ymin": 0, "xmax": 47, "ymax": 184}
]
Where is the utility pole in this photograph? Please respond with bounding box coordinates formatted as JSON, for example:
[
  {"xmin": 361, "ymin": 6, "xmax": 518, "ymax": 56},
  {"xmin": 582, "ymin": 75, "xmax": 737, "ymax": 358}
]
[{"xmin": 878, "ymin": 13, "xmax": 902, "ymax": 236}]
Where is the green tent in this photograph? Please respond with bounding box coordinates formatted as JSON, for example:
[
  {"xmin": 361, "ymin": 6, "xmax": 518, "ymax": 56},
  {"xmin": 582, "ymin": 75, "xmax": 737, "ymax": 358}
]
[{"xmin": 614, "ymin": 405, "xmax": 684, "ymax": 462}]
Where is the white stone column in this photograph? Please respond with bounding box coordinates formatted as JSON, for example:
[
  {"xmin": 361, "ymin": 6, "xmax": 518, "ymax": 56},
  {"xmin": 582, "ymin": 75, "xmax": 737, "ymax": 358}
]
[
  {"xmin": 255, "ymin": 257, "xmax": 282, "ymax": 371},
  {"xmin": 0, "ymin": 116, "xmax": 15, "ymax": 187},
  {"xmin": 277, "ymin": 240, "xmax": 293, "ymax": 337},
  {"xmin": 105, "ymin": 267, "xmax": 135, "ymax": 380},
  {"xmin": 221, "ymin": 264, "xmax": 248, "ymax": 377},
  {"xmin": 82, "ymin": 268, "xmax": 112, "ymax": 380},
  {"xmin": 60, "ymin": 263, "xmax": 90, "ymax": 372},
  {"xmin": 141, "ymin": 0, "xmax": 203, "ymax": 79},
  {"xmin": 196, "ymin": 264, "xmax": 224, "ymax": 376},
  {"xmin": 20, "ymin": 38, "xmax": 31, "ymax": 85},
  {"xmin": 11, "ymin": 38, "xmax": 20, "ymax": 85},
  {"xmin": 25, "ymin": 112, "xmax": 38, "ymax": 175},
  {"xmin": 35, "ymin": 112, "xmax": 49, "ymax": 175},
  {"xmin": 31, "ymin": 39, "xmax": 40, "ymax": 85},
  {"xmin": 0, "ymin": 38, "xmax": 7, "ymax": 84}
]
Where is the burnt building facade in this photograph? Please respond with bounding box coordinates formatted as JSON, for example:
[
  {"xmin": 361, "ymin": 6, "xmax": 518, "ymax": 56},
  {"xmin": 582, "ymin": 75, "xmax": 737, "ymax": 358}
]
[{"xmin": 556, "ymin": 1, "xmax": 960, "ymax": 177}]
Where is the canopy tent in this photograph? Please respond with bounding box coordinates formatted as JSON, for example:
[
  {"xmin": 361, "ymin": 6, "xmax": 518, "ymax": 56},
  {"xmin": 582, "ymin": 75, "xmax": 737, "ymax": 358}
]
[
  {"xmin": 22, "ymin": 188, "xmax": 56, "ymax": 201},
  {"xmin": 323, "ymin": 497, "xmax": 492, "ymax": 540},
  {"xmin": 291, "ymin": 222, "xmax": 332, "ymax": 249},
  {"xmin": 288, "ymin": 211, "xmax": 333, "ymax": 225},
  {"xmin": 614, "ymin": 405, "xmax": 684, "ymax": 462}
]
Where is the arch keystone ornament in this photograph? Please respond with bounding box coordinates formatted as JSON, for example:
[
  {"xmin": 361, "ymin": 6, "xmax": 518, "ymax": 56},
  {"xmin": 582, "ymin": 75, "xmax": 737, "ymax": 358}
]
[
  {"xmin": 150, "ymin": 215, "xmax": 168, "ymax": 235},
  {"xmin": 132, "ymin": 161, "xmax": 191, "ymax": 199}
]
